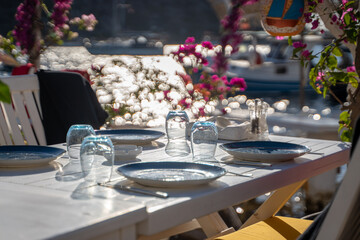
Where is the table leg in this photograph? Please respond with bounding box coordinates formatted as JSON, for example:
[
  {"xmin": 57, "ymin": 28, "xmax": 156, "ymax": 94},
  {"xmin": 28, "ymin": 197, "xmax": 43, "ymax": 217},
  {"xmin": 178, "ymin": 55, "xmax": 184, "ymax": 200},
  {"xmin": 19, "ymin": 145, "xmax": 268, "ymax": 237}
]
[
  {"xmin": 196, "ymin": 212, "xmax": 235, "ymax": 237},
  {"xmin": 241, "ymin": 179, "xmax": 307, "ymax": 229}
]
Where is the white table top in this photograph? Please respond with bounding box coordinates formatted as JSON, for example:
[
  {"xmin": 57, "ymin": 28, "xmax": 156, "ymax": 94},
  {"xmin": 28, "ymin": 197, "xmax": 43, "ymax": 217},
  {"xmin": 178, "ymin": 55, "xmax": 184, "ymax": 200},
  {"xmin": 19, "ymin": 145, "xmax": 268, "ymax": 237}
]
[{"xmin": 0, "ymin": 134, "xmax": 350, "ymax": 239}]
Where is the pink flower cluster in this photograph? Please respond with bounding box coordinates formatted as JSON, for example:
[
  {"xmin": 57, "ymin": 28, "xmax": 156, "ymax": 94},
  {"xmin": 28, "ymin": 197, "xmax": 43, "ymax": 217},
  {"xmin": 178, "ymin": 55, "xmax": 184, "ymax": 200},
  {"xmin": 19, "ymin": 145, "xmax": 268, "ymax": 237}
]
[
  {"xmin": 293, "ymin": 41, "xmax": 311, "ymax": 60},
  {"xmin": 70, "ymin": 14, "xmax": 98, "ymax": 31},
  {"xmin": 171, "ymin": 37, "xmax": 211, "ymax": 67},
  {"xmin": 51, "ymin": 0, "xmax": 73, "ymax": 36},
  {"xmin": 13, "ymin": 0, "xmax": 39, "ymax": 54}
]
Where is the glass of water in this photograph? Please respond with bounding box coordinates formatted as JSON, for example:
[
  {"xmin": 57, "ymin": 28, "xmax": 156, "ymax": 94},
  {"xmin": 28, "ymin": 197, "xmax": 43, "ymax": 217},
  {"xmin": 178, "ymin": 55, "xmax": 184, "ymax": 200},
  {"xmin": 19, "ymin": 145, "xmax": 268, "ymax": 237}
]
[
  {"xmin": 80, "ymin": 135, "xmax": 114, "ymax": 184},
  {"xmin": 190, "ymin": 121, "xmax": 218, "ymax": 163},
  {"xmin": 66, "ymin": 124, "xmax": 95, "ymax": 160},
  {"xmin": 166, "ymin": 110, "xmax": 189, "ymax": 140},
  {"xmin": 165, "ymin": 110, "xmax": 191, "ymax": 157}
]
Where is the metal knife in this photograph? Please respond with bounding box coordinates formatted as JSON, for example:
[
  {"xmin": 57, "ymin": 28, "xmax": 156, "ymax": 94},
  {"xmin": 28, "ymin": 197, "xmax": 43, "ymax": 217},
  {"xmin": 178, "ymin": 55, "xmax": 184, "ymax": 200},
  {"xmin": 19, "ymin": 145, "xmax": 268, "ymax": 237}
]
[{"xmin": 97, "ymin": 183, "xmax": 169, "ymax": 199}]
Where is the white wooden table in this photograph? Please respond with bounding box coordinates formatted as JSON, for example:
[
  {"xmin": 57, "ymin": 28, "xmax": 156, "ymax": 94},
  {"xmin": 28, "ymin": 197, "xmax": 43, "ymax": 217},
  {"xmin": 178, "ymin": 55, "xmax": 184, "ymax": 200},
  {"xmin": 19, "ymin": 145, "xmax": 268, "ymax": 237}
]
[
  {"xmin": 0, "ymin": 149, "xmax": 147, "ymax": 240},
  {"xmin": 0, "ymin": 134, "xmax": 350, "ymax": 240}
]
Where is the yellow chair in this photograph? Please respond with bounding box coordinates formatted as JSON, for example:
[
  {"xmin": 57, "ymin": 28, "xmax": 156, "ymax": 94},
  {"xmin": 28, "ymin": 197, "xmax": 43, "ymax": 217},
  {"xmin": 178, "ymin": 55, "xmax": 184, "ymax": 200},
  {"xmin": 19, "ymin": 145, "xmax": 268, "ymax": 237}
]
[{"xmin": 215, "ymin": 216, "xmax": 312, "ymax": 240}]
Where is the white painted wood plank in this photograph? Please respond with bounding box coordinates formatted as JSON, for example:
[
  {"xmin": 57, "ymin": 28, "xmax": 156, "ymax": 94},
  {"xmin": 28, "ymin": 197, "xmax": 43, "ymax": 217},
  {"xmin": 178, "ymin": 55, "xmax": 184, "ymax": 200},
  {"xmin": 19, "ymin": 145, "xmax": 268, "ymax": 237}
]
[
  {"xmin": 23, "ymin": 90, "xmax": 46, "ymax": 145},
  {"xmin": 1, "ymin": 102, "xmax": 24, "ymax": 144},
  {"xmin": 0, "ymin": 74, "xmax": 46, "ymax": 145},
  {"xmin": 0, "ymin": 182, "xmax": 146, "ymax": 240},
  {"xmin": 0, "ymin": 107, "xmax": 10, "ymax": 145},
  {"xmin": 12, "ymin": 91, "xmax": 37, "ymax": 145}
]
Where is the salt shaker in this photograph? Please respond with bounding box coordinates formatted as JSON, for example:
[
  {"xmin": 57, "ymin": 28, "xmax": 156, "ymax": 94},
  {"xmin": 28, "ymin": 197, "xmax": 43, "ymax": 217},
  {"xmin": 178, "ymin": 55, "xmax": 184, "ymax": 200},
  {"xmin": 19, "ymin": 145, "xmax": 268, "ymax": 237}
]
[{"xmin": 247, "ymin": 99, "xmax": 269, "ymax": 140}]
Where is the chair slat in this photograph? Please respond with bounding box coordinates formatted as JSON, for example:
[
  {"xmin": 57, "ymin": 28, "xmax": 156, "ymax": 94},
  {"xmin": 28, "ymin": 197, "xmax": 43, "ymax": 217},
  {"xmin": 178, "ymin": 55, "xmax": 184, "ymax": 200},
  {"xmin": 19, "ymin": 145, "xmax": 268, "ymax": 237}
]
[
  {"xmin": 23, "ymin": 91, "xmax": 46, "ymax": 145},
  {"xmin": 12, "ymin": 92, "xmax": 37, "ymax": 145},
  {"xmin": 0, "ymin": 107, "xmax": 13, "ymax": 145},
  {"xmin": 1, "ymin": 102, "xmax": 24, "ymax": 145},
  {"xmin": 0, "ymin": 74, "xmax": 46, "ymax": 146}
]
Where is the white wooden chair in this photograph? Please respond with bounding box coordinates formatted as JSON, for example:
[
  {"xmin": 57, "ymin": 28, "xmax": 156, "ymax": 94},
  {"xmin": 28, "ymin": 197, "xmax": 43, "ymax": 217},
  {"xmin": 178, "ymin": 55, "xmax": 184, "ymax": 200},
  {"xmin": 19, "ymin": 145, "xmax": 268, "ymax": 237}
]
[{"xmin": 0, "ymin": 74, "xmax": 46, "ymax": 145}]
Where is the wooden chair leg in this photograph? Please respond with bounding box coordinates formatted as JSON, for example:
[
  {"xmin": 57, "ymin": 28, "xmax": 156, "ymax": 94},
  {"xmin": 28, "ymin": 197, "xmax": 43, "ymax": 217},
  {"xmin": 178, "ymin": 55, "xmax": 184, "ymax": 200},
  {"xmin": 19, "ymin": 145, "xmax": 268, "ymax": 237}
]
[
  {"xmin": 197, "ymin": 212, "xmax": 235, "ymax": 237},
  {"xmin": 242, "ymin": 179, "xmax": 307, "ymax": 229}
]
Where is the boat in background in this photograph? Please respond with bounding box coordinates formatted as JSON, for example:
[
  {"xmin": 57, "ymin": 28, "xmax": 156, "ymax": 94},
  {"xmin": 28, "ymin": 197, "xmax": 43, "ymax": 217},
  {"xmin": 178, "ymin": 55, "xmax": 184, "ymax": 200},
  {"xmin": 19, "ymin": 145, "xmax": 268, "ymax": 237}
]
[{"xmin": 227, "ymin": 34, "xmax": 352, "ymax": 92}]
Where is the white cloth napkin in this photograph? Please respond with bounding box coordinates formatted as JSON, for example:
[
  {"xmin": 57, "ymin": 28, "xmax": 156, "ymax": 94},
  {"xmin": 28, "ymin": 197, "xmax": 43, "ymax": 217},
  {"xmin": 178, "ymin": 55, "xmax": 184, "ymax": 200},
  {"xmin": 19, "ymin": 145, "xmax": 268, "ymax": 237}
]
[{"xmin": 209, "ymin": 116, "xmax": 250, "ymax": 141}]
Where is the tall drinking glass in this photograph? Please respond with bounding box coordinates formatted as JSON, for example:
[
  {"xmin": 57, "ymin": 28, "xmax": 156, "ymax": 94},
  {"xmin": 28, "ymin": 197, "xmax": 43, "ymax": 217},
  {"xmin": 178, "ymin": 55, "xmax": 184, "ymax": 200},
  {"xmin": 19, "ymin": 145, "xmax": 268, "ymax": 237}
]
[
  {"xmin": 80, "ymin": 135, "xmax": 114, "ymax": 184},
  {"xmin": 190, "ymin": 121, "xmax": 218, "ymax": 163}
]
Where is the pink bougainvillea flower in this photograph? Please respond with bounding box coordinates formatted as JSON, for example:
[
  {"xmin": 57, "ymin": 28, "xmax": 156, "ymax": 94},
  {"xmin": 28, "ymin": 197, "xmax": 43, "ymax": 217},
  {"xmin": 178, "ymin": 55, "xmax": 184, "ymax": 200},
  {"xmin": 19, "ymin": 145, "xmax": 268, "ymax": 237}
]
[
  {"xmin": 346, "ymin": 66, "xmax": 356, "ymax": 72},
  {"xmin": 304, "ymin": 12, "xmax": 312, "ymax": 23},
  {"xmin": 201, "ymin": 41, "xmax": 213, "ymax": 49},
  {"xmin": 293, "ymin": 41, "xmax": 307, "ymax": 49},
  {"xmin": 198, "ymin": 107, "xmax": 206, "ymax": 117},
  {"xmin": 301, "ymin": 50, "xmax": 311, "ymax": 59},
  {"xmin": 311, "ymin": 19, "xmax": 319, "ymax": 29},
  {"xmin": 185, "ymin": 37, "xmax": 195, "ymax": 43},
  {"xmin": 276, "ymin": 36, "xmax": 284, "ymax": 40},
  {"xmin": 316, "ymin": 71, "xmax": 325, "ymax": 81},
  {"xmin": 331, "ymin": 14, "xmax": 338, "ymax": 23}
]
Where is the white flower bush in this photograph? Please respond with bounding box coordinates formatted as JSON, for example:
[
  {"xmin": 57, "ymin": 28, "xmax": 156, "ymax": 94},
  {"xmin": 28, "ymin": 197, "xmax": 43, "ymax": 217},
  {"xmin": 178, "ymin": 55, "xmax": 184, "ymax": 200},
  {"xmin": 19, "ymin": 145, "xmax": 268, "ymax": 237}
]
[{"xmin": 41, "ymin": 46, "xmax": 245, "ymax": 128}]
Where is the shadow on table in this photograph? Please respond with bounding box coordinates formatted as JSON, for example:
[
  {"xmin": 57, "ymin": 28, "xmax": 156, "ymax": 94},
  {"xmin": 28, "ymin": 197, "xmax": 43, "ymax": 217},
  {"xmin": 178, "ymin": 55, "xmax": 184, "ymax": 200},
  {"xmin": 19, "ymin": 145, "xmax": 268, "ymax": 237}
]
[
  {"xmin": 71, "ymin": 181, "xmax": 118, "ymax": 200},
  {"xmin": 0, "ymin": 161, "xmax": 62, "ymax": 176},
  {"xmin": 141, "ymin": 141, "xmax": 165, "ymax": 150},
  {"xmin": 55, "ymin": 160, "xmax": 84, "ymax": 182}
]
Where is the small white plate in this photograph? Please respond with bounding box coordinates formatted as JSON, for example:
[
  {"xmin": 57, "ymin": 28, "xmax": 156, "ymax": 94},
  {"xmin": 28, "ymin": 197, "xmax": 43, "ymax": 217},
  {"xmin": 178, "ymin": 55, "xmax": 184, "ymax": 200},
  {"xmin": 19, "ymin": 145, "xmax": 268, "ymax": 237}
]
[{"xmin": 114, "ymin": 145, "xmax": 142, "ymax": 160}]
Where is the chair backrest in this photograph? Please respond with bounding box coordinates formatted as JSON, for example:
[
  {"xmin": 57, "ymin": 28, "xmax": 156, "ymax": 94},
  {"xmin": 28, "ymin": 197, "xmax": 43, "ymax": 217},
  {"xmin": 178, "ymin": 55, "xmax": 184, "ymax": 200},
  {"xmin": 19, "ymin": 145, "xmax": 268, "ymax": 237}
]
[
  {"xmin": 0, "ymin": 74, "xmax": 46, "ymax": 145},
  {"xmin": 316, "ymin": 136, "xmax": 360, "ymax": 239}
]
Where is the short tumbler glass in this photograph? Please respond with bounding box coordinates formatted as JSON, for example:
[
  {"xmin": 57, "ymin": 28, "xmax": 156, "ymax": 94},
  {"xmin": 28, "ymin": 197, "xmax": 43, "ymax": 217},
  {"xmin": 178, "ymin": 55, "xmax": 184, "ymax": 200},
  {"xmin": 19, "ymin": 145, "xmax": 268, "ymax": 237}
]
[
  {"xmin": 66, "ymin": 124, "xmax": 95, "ymax": 160},
  {"xmin": 80, "ymin": 135, "xmax": 114, "ymax": 184},
  {"xmin": 190, "ymin": 121, "xmax": 218, "ymax": 162},
  {"xmin": 166, "ymin": 110, "xmax": 189, "ymax": 140}
]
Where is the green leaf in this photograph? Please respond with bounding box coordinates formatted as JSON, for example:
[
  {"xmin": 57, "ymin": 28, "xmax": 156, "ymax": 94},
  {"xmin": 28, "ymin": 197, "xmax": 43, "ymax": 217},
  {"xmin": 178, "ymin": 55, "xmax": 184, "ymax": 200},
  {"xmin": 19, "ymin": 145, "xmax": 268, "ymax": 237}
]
[
  {"xmin": 344, "ymin": 13, "xmax": 351, "ymax": 25},
  {"xmin": 349, "ymin": 77, "xmax": 359, "ymax": 88},
  {"xmin": 0, "ymin": 80, "xmax": 11, "ymax": 104},
  {"xmin": 323, "ymin": 85, "xmax": 328, "ymax": 98},
  {"xmin": 332, "ymin": 47, "xmax": 342, "ymax": 57},
  {"xmin": 288, "ymin": 37, "xmax": 293, "ymax": 46},
  {"xmin": 340, "ymin": 129, "xmax": 352, "ymax": 142},
  {"xmin": 327, "ymin": 55, "xmax": 338, "ymax": 70},
  {"xmin": 339, "ymin": 111, "xmax": 350, "ymax": 122}
]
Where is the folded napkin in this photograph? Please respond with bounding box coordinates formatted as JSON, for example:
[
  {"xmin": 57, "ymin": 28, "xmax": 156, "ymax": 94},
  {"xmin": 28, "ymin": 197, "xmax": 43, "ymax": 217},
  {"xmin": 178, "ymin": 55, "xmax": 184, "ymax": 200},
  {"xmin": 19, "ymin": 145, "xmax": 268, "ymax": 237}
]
[
  {"xmin": 187, "ymin": 116, "xmax": 250, "ymax": 141},
  {"xmin": 210, "ymin": 116, "xmax": 251, "ymax": 141}
]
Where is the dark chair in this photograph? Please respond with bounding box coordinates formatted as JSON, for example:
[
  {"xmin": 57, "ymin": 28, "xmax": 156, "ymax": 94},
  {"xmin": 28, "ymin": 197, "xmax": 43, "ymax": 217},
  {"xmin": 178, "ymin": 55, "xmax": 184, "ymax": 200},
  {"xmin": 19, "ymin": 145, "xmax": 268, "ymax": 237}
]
[{"xmin": 36, "ymin": 70, "xmax": 108, "ymax": 145}]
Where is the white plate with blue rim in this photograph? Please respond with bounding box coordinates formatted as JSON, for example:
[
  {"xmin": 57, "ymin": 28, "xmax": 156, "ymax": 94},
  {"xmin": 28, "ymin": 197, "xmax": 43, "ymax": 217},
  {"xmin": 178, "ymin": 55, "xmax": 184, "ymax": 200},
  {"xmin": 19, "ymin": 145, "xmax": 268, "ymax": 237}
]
[
  {"xmin": 117, "ymin": 161, "xmax": 226, "ymax": 188},
  {"xmin": 220, "ymin": 141, "xmax": 311, "ymax": 163},
  {"xmin": 96, "ymin": 129, "xmax": 165, "ymax": 145},
  {"xmin": 0, "ymin": 145, "xmax": 66, "ymax": 167}
]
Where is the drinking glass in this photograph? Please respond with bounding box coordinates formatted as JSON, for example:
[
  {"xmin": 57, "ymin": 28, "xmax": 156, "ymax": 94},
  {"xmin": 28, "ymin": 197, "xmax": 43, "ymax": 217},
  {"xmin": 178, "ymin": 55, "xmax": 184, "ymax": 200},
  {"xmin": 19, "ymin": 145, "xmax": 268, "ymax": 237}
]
[
  {"xmin": 165, "ymin": 110, "xmax": 191, "ymax": 157},
  {"xmin": 190, "ymin": 121, "xmax": 218, "ymax": 162},
  {"xmin": 66, "ymin": 124, "xmax": 95, "ymax": 160},
  {"xmin": 165, "ymin": 139, "xmax": 191, "ymax": 157},
  {"xmin": 166, "ymin": 110, "xmax": 189, "ymax": 140},
  {"xmin": 80, "ymin": 135, "xmax": 114, "ymax": 184}
]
